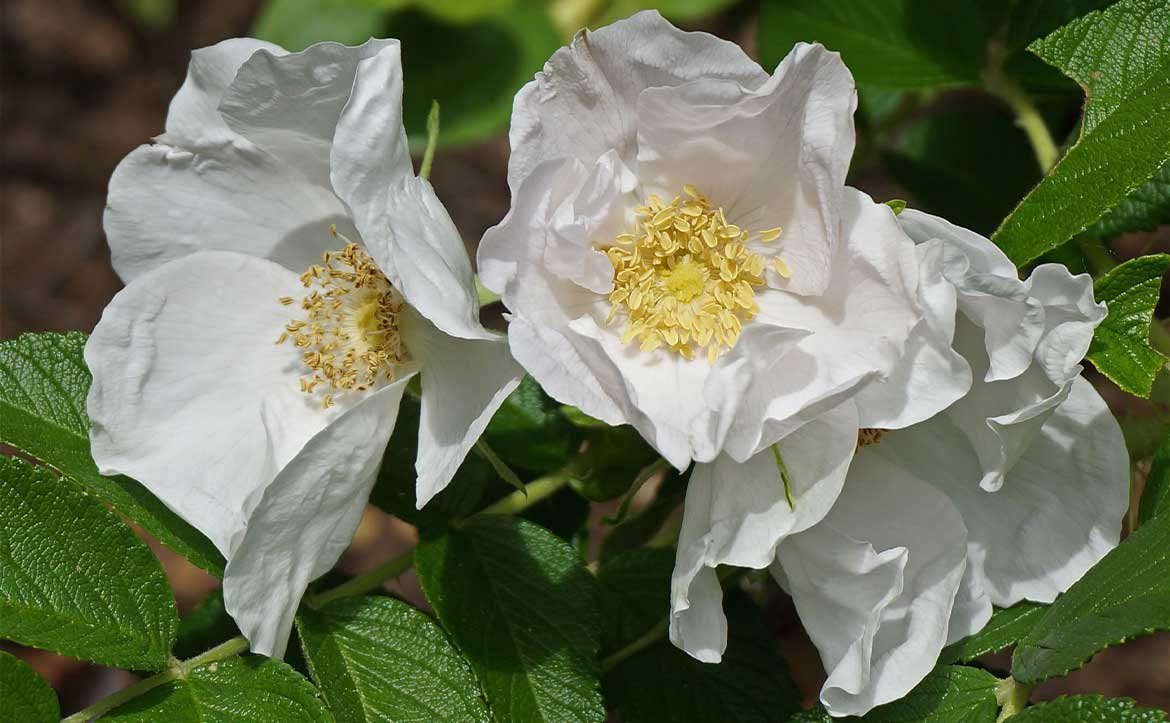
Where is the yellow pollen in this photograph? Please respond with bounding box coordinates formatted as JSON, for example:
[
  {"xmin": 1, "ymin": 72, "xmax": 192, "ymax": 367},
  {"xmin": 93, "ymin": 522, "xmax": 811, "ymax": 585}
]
[
  {"xmin": 856, "ymin": 428, "xmax": 885, "ymax": 451},
  {"xmin": 599, "ymin": 185, "xmax": 789, "ymax": 363},
  {"xmin": 278, "ymin": 241, "xmax": 410, "ymax": 408}
]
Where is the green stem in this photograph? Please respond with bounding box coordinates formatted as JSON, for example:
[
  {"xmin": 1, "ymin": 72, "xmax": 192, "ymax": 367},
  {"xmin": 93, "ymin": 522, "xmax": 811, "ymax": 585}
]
[
  {"xmin": 604, "ymin": 458, "xmax": 670, "ymax": 525},
  {"xmin": 985, "ymin": 73, "xmax": 1059, "ymax": 173},
  {"xmin": 601, "ymin": 618, "xmax": 668, "ymax": 673},
  {"xmin": 61, "ymin": 637, "xmax": 249, "ymax": 722},
  {"xmin": 308, "ymin": 549, "xmax": 415, "ymax": 608},
  {"xmin": 474, "ymin": 439, "xmax": 527, "ymax": 494},
  {"xmin": 770, "ymin": 444, "xmax": 795, "ymax": 511},
  {"xmin": 1076, "ymin": 236, "xmax": 1118, "ymax": 274},
  {"xmin": 418, "ymin": 101, "xmax": 440, "ymax": 181},
  {"xmin": 995, "ymin": 677, "xmax": 1035, "ymax": 722},
  {"xmin": 478, "ymin": 473, "xmax": 571, "ymax": 516}
]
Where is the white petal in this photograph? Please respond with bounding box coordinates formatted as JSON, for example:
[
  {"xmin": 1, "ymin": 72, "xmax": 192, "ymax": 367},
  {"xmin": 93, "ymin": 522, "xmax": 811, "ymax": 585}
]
[
  {"xmin": 160, "ymin": 38, "xmax": 285, "ymax": 150},
  {"xmin": 635, "ymin": 42, "xmax": 855, "ymax": 295},
  {"xmin": 328, "ymin": 39, "xmax": 414, "ymax": 244},
  {"xmin": 365, "ymin": 176, "xmax": 490, "ymax": 342},
  {"xmin": 223, "ymin": 378, "xmax": 410, "ymax": 657},
  {"xmin": 777, "ymin": 452, "xmax": 969, "ymax": 716},
  {"xmin": 105, "ymin": 144, "xmax": 351, "ymax": 283},
  {"xmin": 507, "ymin": 10, "xmax": 767, "ymax": 191},
  {"xmin": 725, "ymin": 187, "xmax": 920, "ymax": 460},
  {"xmin": 879, "ymin": 376, "xmax": 1128, "ymax": 605},
  {"xmin": 670, "ymin": 402, "xmax": 859, "ymax": 661},
  {"xmin": 220, "ymin": 39, "xmax": 400, "ymax": 190},
  {"xmin": 853, "ymin": 238, "xmax": 971, "ymax": 429},
  {"xmin": 85, "ymin": 251, "xmax": 333, "ymax": 555},
  {"xmin": 404, "ymin": 315, "xmax": 523, "ymax": 508}
]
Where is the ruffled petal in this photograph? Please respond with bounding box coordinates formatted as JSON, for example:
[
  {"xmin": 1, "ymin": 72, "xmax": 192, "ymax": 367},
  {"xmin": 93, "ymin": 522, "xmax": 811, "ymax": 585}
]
[
  {"xmin": 853, "ymin": 238, "xmax": 972, "ymax": 430},
  {"xmin": 160, "ymin": 38, "xmax": 284, "ymax": 150},
  {"xmin": 507, "ymin": 10, "xmax": 767, "ymax": 191},
  {"xmin": 635, "ymin": 42, "xmax": 855, "ymax": 295},
  {"xmin": 776, "ymin": 452, "xmax": 969, "ymax": 716},
  {"xmin": 724, "ymin": 187, "xmax": 920, "ymax": 460},
  {"xmin": 223, "ymin": 378, "xmax": 410, "ymax": 657},
  {"xmin": 404, "ymin": 315, "xmax": 523, "ymax": 507},
  {"xmin": 879, "ymin": 376, "xmax": 1128, "ymax": 606},
  {"xmin": 85, "ymin": 251, "xmax": 335, "ymax": 555},
  {"xmin": 365, "ymin": 176, "xmax": 491, "ymax": 342},
  {"xmin": 220, "ymin": 39, "xmax": 400, "ymax": 190},
  {"xmin": 670, "ymin": 402, "xmax": 858, "ymax": 661}
]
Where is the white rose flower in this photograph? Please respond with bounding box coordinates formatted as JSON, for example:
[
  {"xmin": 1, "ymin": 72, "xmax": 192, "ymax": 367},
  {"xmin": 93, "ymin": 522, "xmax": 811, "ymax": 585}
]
[
  {"xmin": 687, "ymin": 210, "xmax": 1127, "ymax": 716},
  {"xmin": 85, "ymin": 38, "xmax": 521, "ymax": 657},
  {"xmin": 480, "ymin": 11, "xmax": 950, "ymax": 477}
]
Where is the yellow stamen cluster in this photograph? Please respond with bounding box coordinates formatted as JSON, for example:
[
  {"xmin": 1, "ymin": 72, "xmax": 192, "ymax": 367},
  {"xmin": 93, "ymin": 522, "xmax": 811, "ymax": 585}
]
[
  {"xmin": 600, "ymin": 185, "xmax": 788, "ymax": 364},
  {"xmin": 856, "ymin": 428, "xmax": 885, "ymax": 450},
  {"xmin": 277, "ymin": 240, "xmax": 410, "ymax": 408}
]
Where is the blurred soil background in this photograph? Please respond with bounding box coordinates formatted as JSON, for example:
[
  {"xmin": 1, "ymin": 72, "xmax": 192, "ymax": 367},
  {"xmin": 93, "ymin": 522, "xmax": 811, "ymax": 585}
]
[{"xmin": 2, "ymin": 0, "xmax": 1168, "ymax": 717}]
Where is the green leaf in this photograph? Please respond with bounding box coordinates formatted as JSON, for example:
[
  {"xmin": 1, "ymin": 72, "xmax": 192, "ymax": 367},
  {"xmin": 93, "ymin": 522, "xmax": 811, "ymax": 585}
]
[
  {"xmin": 483, "ymin": 375, "xmax": 578, "ymax": 474},
  {"xmin": 883, "ymin": 106, "xmax": 1041, "ymax": 236},
  {"xmin": 757, "ymin": 0, "xmax": 996, "ymax": 88},
  {"xmin": 104, "ymin": 656, "xmax": 333, "ymax": 721},
  {"xmin": 394, "ymin": 6, "xmax": 562, "ymax": 148},
  {"xmin": 568, "ymin": 425, "xmax": 659, "ymax": 503},
  {"xmin": 590, "ymin": 0, "xmax": 737, "ymax": 28},
  {"xmin": 1009, "ymin": 695, "xmax": 1168, "ymax": 722},
  {"xmin": 252, "ymin": 0, "xmax": 392, "ymax": 51},
  {"xmin": 1140, "ymin": 431, "xmax": 1170, "ymax": 526},
  {"xmin": 993, "ymin": 0, "xmax": 1170, "ymax": 265},
  {"xmin": 1086, "ymin": 254, "xmax": 1170, "ymax": 397},
  {"xmin": 1085, "ymin": 161, "xmax": 1170, "ymax": 241},
  {"xmin": 1000, "ymin": 0, "xmax": 1116, "ymax": 52},
  {"xmin": 415, "ymin": 516, "xmax": 605, "ymax": 723},
  {"xmin": 853, "ymin": 666, "xmax": 999, "ymax": 723},
  {"xmin": 296, "ymin": 596, "xmax": 490, "ymax": 722},
  {"xmin": 598, "ymin": 549, "xmax": 802, "ymax": 723},
  {"xmin": 1012, "ymin": 511, "xmax": 1170, "ymax": 682},
  {"xmin": 0, "ymin": 332, "xmax": 224, "ymax": 574},
  {"xmin": 0, "ymin": 456, "xmax": 177, "ymax": 669},
  {"xmin": 940, "ymin": 602, "xmax": 1047, "ymax": 663},
  {"xmin": 0, "ymin": 651, "xmax": 59, "ymax": 723},
  {"xmin": 412, "ymin": 0, "xmax": 515, "ymax": 24}
]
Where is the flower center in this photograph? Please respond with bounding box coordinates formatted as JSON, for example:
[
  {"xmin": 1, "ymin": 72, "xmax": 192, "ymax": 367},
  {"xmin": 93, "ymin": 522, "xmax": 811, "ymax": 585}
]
[
  {"xmin": 599, "ymin": 184, "xmax": 789, "ymax": 364},
  {"xmin": 856, "ymin": 428, "xmax": 885, "ymax": 450},
  {"xmin": 277, "ymin": 237, "xmax": 410, "ymax": 409}
]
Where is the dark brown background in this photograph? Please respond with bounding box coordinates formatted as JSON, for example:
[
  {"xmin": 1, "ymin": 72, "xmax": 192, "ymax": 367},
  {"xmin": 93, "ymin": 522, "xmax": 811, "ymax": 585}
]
[{"xmin": 2, "ymin": 0, "xmax": 1168, "ymax": 717}]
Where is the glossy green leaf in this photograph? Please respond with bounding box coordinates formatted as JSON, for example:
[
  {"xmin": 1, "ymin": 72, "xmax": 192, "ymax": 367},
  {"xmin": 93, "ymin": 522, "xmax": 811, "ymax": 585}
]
[
  {"xmin": 993, "ymin": 0, "xmax": 1170, "ymax": 264},
  {"xmin": 1086, "ymin": 254, "xmax": 1170, "ymax": 397},
  {"xmin": 0, "ymin": 456, "xmax": 177, "ymax": 669},
  {"xmin": 0, "ymin": 651, "xmax": 58, "ymax": 723},
  {"xmin": 1012, "ymin": 511, "xmax": 1170, "ymax": 682},
  {"xmin": 483, "ymin": 376, "xmax": 578, "ymax": 473},
  {"xmin": 599, "ymin": 549, "xmax": 801, "ymax": 723},
  {"xmin": 297, "ymin": 596, "xmax": 490, "ymax": 722},
  {"xmin": 415, "ymin": 516, "xmax": 605, "ymax": 723},
  {"xmin": 1010, "ymin": 695, "xmax": 1167, "ymax": 722},
  {"xmin": 884, "ymin": 105, "xmax": 1041, "ymax": 236},
  {"xmin": 0, "ymin": 332, "xmax": 223, "ymax": 574},
  {"xmin": 854, "ymin": 666, "xmax": 999, "ymax": 723},
  {"xmin": 394, "ymin": 6, "xmax": 562, "ymax": 148},
  {"xmin": 252, "ymin": 0, "xmax": 393, "ymax": 51},
  {"xmin": 1085, "ymin": 162, "xmax": 1170, "ymax": 241},
  {"xmin": 104, "ymin": 656, "xmax": 332, "ymax": 721},
  {"xmin": 1140, "ymin": 431, "xmax": 1170, "ymax": 526},
  {"xmin": 758, "ymin": 0, "xmax": 995, "ymax": 88},
  {"xmin": 940, "ymin": 602, "xmax": 1047, "ymax": 663}
]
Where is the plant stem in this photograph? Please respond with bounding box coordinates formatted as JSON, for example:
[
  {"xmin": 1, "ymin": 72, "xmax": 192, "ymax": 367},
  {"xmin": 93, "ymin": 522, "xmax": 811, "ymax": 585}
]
[
  {"xmin": 419, "ymin": 101, "xmax": 440, "ymax": 181},
  {"xmin": 478, "ymin": 472, "xmax": 571, "ymax": 516},
  {"xmin": 475, "ymin": 439, "xmax": 528, "ymax": 494},
  {"xmin": 61, "ymin": 637, "xmax": 249, "ymax": 722},
  {"xmin": 308, "ymin": 549, "xmax": 415, "ymax": 608},
  {"xmin": 601, "ymin": 618, "xmax": 668, "ymax": 673},
  {"xmin": 985, "ymin": 72, "xmax": 1060, "ymax": 174},
  {"xmin": 995, "ymin": 677, "xmax": 1035, "ymax": 722}
]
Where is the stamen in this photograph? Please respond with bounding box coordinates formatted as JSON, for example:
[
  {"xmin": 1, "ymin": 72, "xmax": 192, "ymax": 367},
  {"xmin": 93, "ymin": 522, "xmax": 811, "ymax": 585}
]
[
  {"xmin": 278, "ymin": 241, "xmax": 410, "ymax": 408},
  {"xmin": 856, "ymin": 428, "xmax": 885, "ymax": 451},
  {"xmin": 598, "ymin": 185, "xmax": 789, "ymax": 362}
]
